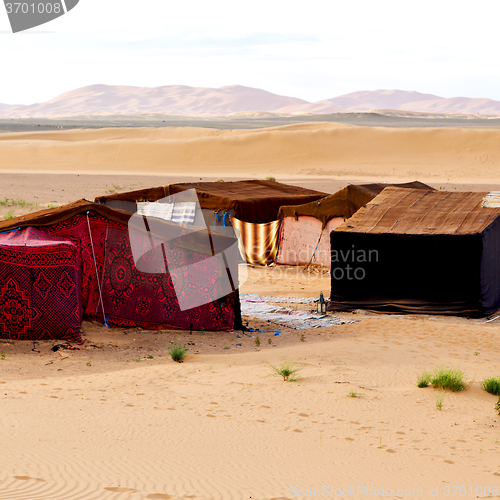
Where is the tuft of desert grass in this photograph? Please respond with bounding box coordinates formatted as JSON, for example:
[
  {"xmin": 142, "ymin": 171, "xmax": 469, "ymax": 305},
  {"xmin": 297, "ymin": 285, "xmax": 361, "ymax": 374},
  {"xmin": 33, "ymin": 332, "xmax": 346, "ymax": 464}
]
[
  {"xmin": 482, "ymin": 376, "xmax": 500, "ymax": 396},
  {"xmin": 169, "ymin": 342, "xmax": 187, "ymax": 363},
  {"xmin": 416, "ymin": 370, "xmax": 431, "ymax": 388},
  {"xmin": 434, "ymin": 390, "xmax": 445, "ymax": 410},
  {"xmin": 266, "ymin": 361, "xmax": 303, "ymax": 382},
  {"xmin": 430, "ymin": 366, "xmax": 471, "ymax": 392},
  {"xmin": 346, "ymin": 391, "xmax": 364, "ymax": 398}
]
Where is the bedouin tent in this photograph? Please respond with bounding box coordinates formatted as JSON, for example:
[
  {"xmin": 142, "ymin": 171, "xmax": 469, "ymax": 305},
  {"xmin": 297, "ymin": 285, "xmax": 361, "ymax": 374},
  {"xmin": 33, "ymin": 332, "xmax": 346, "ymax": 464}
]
[
  {"xmin": 96, "ymin": 180, "xmax": 327, "ymax": 266},
  {"xmin": 0, "ymin": 200, "xmax": 241, "ymax": 334},
  {"xmin": 277, "ymin": 182, "xmax": 433, "ymax": 267},
  {"xmin": 328, "ymin": 187, "xmax": 500, "ymax": 317},
  {"xmin": 0, "ymin": 227, "xmax": 82, "ymax": 342}
]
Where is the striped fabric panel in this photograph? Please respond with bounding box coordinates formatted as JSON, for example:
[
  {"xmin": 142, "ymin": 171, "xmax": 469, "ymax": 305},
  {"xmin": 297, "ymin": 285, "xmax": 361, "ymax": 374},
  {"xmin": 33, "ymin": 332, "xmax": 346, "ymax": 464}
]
[
  {"xmin": 171, "ymin": 202, "xmax": 196, "ymax": 225},
  {"xmin": 137, "ymin": 202, "xmax": 174, "ymax": 220},
  {"xmin": 231, "ymin": 217, "xmax": 280, "ymax": 266}
]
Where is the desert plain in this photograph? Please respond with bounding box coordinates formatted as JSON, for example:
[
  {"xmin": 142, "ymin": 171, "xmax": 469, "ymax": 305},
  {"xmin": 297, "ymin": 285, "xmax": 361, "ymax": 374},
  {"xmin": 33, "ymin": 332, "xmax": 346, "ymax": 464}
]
[{"xmin": 0, "ymin": 117, "xmax": 499, "ymax": 499}]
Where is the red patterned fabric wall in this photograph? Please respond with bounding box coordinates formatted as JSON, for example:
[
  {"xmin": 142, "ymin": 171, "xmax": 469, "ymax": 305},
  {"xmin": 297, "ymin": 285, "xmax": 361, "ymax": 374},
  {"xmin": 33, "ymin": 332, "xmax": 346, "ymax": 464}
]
[
  {"xmin": 0, "ymin": 228, "xmax": 82, "ymax": 342},
  {"xmin": 44, "ymin": 212, "xmax": 235, "ymax": 331}
]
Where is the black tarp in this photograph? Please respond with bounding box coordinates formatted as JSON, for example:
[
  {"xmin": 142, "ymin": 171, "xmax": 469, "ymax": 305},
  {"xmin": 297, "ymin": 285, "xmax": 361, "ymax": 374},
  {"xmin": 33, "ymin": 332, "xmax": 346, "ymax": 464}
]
[{"xmin": 328, "ymin": 187, "xmax": 500, "ymax": 317}]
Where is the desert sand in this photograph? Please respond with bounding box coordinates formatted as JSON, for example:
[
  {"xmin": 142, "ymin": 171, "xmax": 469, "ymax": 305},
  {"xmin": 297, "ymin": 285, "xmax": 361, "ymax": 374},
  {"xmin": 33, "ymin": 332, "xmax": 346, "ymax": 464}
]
[
  {"xmin": 0, "ymin": 267, "xmax": 499, "ymax": 499},
  {"xmin": 0, "ymin": 123, "xmax": 500, "ymax": 499},
  {"xmin": 2, "ymin": 123, "xmax": 500, "ymax": 184}
]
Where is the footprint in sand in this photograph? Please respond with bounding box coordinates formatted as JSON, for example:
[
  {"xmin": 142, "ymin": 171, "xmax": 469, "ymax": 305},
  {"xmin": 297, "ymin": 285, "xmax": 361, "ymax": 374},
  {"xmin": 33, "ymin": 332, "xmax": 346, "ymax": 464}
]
[
  {"xmin": 206, "ymin": 414, "xmax": 216, "ymax": 417},
  {"xmin": 299, "ymin": 413, "xmax": 310, "ymax": 417},
  {"xmin": 293, "ymin": 429, "xmax": 303, "ymax": 433},
  {"xmin": 14, "ymin": 476, "xmax": 46, "ymax": 482},
  {"xmin": 444, "ymin": 460, "xmax": 455, "ymax": 464},
  {"xmin": 386, "ymin": 449, "xmax": 396, "ymax": 453},
  {"xmin": 104, "ymin": 487, "xmax": 135, "ymax": 493},
  {"xmin": 147, "ymin": 494, "xmax": 173, "ymax": 499}
]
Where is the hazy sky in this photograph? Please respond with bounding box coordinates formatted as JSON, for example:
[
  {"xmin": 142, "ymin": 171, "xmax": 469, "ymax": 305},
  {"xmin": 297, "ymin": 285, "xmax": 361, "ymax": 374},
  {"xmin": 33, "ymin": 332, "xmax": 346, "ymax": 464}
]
[{"xmin": 1, "ymin": 0, "xmax": 500, "ymax": 104}]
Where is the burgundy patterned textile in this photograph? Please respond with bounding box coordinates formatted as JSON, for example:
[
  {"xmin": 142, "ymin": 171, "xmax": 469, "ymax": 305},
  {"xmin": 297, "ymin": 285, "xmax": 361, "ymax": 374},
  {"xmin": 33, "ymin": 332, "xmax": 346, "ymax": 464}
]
[
  {"xmin": 44, "ymin": 211, "xmax": 108, "ymax": 317},
  {"xmin": 44, "ymin": 212, "xmax": 235, "ymax": 331},
  {"xmin": 101, "ymin": 225, "xmax": 235, "ymax": 330},
  {"xmin": 0, "ymin": 227, "xmax": 82, "ymax": 342}
]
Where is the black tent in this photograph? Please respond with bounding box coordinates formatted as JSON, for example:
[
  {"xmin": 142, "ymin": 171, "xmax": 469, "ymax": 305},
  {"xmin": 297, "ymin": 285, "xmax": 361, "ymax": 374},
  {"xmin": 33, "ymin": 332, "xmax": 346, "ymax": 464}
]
[{"xmin": 328, "ymin": 187, "xmax": 500, "ymax": 317}]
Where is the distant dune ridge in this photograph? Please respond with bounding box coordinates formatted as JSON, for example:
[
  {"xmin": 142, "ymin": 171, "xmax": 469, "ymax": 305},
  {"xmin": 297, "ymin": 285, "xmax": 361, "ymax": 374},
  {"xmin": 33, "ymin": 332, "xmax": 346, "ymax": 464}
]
[
  {"xmin": 2, "ymin": 85, "xmax": 500, "ymax": 117},
  {"xmin": 2, "ymin": 123, "xmax": 500, "ymax": 183}
]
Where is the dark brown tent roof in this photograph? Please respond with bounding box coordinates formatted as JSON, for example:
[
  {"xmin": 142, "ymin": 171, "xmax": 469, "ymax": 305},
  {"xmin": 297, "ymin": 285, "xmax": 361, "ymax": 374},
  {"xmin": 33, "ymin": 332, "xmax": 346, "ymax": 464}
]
[
  {"xmin": 0, "ymin": 199, "xmax": 132, "ymax": 232},
  {"xmin": 0, "ymin": 199, "xmax": 236, "ymax": 256},
  {"xmin": 95, "ymin": 180, "xmax": 327, "ymax": 223},
  {"xmin": 336, "ymin": 187, "xmax": 500, "ymax": 235},
  {"xmin": 278, "ymin": 181, "xmax": 434, "ymax": 227}
]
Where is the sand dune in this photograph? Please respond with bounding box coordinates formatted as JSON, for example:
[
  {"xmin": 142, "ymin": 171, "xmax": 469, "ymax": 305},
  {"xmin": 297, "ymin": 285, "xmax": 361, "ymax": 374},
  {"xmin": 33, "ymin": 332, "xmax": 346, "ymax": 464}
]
[
  {"xmin": 0, "ymin": 278, "xmax": 499, "ymax": 499},
  {"xmin": 4, "ymin": 85, "xmax": 500, "ymax": 117},
  {"xmin": 1, "ymin": 123, "xmax": 500, "ymax": 183},
  {"xmin": 1, "ymin": 120, "xmax": 500, "ymax": 498},
  {"xmin": 0, "ymin": 84, "xmax": 309, "ymax": 118}
]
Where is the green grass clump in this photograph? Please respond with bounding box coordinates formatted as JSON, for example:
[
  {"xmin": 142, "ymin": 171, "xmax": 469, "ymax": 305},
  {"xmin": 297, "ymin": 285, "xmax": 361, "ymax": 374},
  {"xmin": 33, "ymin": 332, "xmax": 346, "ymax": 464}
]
[
  {"xmin": 4, "ymin": 211, "xmax": 15, "ymax": 220},
  {"xmin": 435, "ymin": 390, "xmax": 445, "ymax": 410},
  {"xmin": 346, "ymin": 391, "xmax": 364, "ymax": 398},
  {"xmin": 265, "ymin": 176, "xmax": 276, "ymax": 182},
  {"xmin": 267, "ymin": 361, "xmax": 303, "ymax": 382},
  {"xmin": 430, "ymin": 366, "xmax": 470, "ymax": 392},
  {"xmin": 495, "ymin": 397, "xmax": 500, "ymax": 416},
  {"xmin": 416, "ymin": 370, "xmax": 432, "ymax": 388},
  {"xmin": 169, "ymin": 342, "xmax": 187, "ymax": 363},
  {"xmin": 482, "ymin": 376, "xmax": 500, "ymax": 396},
  {"xmin": 255, "ymin": 336, "xmax": 260, "ymax": 346}
]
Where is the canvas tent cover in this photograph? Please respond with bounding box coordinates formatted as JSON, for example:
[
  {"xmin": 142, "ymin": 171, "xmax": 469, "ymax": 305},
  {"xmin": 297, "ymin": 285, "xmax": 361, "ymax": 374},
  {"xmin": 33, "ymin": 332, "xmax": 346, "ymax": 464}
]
[
  {"xmin": 0, "ymin": 200, "xmax": 241, "ymax": 332},
  {"xmin": 0, "ymin": 227, "xmax": 82, "ymax": 342},
  {"xmin": 328, "ymin": 187, "xmax": 500, "ymax": 316},
  {"xmin": 96, "ymin": 180, "xmax": 327, "ymax": 223},
  {"xmin": 278, "ymin": 181, "xmax": 433, "ymax": 227}
]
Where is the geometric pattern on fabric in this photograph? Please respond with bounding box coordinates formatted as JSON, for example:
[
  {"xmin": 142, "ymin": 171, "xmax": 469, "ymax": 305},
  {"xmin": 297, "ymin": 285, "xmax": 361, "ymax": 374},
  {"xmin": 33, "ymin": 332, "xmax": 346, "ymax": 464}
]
[
  {"xmin": 231, "ymin": 217, "xmax": 280, "ymax": 266},
  {"xmin": 101, "ymin": 225, "xmax": 235, "ymax": 331},
  {"xmin": 277, "ymin": 216, "xmax": 344, "ymax": 268},
  {"xmin": 43, "ymin": 212, "xmax": 109, "ymax": 317},
  {"xmin": 39, "ymin": 211, "xmax": 236, "ymax": 331},
  {"xmin": 0, "ymin": 275, "xmax": 40, "ymax": 338},
  {"xmin": 0, "ymin": 228, "xmax": 83, "ymax": 342},
  {"xmin": 33, "ymin": 271, "xmax": 52, "ymax": 299},
  {"xmin": 57, "ymin": 270, "xmax": 76, "ymax": 298}
]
